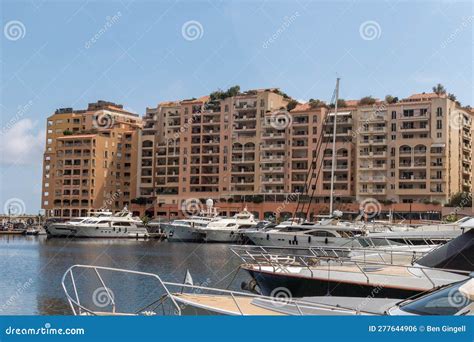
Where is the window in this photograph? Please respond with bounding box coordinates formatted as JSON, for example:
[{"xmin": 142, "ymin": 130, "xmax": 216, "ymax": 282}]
[
  {"xmin": 391, "ymin": 123, "xmax": 396, "ymax": 132},
  {"xmin": 437, "ymin": 120, "xmax": 442, "ymax": 129},
  {"xmin": 399, "ymin": 280, "xmax": 472, "ymax": 315},
  {"xmin": 436, "ymin": 107, "xmax": 443, "ymax": 117},
  {"xmin": 391, "ymin": 111, "xmax": 396, "ymax": 119}
]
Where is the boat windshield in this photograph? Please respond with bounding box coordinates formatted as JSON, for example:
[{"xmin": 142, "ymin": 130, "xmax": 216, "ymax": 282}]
[
  {"xmin": 398, "ymin": 280, "xmax": 472, "ymax": 315},
  {"xmin": 278, "ymin": 227, "xmax": 313, "ymax": 232}
]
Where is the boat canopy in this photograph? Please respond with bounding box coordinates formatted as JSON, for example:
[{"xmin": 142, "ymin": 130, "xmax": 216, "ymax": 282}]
[{"xmin": 416, "ymin": 229, "xmax": 473, "ymax": 271}]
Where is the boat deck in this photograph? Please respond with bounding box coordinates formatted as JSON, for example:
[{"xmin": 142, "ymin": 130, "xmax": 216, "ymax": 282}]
[{"xmin": 173, "ymin": 294, "xmax": 283, "ymax": 315}]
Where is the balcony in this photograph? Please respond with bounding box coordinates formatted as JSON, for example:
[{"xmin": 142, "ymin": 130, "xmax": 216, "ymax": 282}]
[
  {"xmin": 261, "ymin": 178, "xmax": 284, "ymax": 184},
  {"xmin": 261, "ymin": 155, "xmax": 284, "ymax": 163},
  {"xmin": 262, "ymin": 132, "xmax": 285, "ymax": 139}
]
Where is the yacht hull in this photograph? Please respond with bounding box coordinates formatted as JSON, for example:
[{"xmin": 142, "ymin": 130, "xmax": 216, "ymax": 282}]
[
  {"xmin": 245, "ymin": 268, "xmax": 422, "ymax": 299},
  {"xmin": 203, "ymin": 229, "xmax": 240, "ymax": 243},
  {"xmin": 245, "ymin": 232, "xmax": 358, "ymax": 248},
  {"xmin": 46, "ymin": 223, "xmax": 77, "ymax": 237},
  {"xmin": 46, "ymin": 224, "xmax": 148, "ymax": 238},
  {"xmin": 163, "ymin": 224, "xmax": 203, "ymax": 242}
]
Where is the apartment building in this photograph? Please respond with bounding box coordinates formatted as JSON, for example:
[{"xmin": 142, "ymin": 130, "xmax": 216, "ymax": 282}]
[
  {"xmin": 135, "ymin": 90, "xmax": 472, "ymax": 218},
  {"xmin": 355, "ymin": 93, "xmax": 472, "ymax": 204},
  {"xmin": 41, "ymin": 101, "xmax": 142, "ymax": 217},
  {"xmin": 41, "ymin": 91, "xmax": 472, "ymax": 219},
  {"xmin": 138, "ymin": 89, "xmax": 292, "ymax": 213}
]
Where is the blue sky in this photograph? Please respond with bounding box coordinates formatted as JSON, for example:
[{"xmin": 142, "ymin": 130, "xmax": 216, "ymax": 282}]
[{"xmin": 1, "ymin": 0, "xmax": 472, "ymax": 214}]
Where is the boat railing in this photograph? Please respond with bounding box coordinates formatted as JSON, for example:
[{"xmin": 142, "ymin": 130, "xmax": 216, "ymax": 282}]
[
  {"xmin": 62, "ymin": 265, "xmax": 182, "ymax": 316},
  {"xmin": 232, "ymin": 247, "xmax": 470, "ymax": 289},
  {"xmin": 161, "ymin": 281, "xmax": 373, "ymax": 315},
  {"xmin": 230, "ymin": 244, "xmax": 434, "ymax": 266},
  {"xmin": 62, "ymin": 265, "xmax": 378, "ymax": 316}
]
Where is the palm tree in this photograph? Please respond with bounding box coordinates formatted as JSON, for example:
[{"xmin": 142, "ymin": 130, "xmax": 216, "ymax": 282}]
[{"xmin": 432, "ymin": 83, "xmax": 446, "ymax": 95}]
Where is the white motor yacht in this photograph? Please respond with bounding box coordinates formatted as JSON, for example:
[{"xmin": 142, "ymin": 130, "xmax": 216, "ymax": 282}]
[
  {"xmin": 163, "ymin": 216, "xmax": 219, "ymax": 242},
  {"xmin": 199, "ymin": 208, "xmax": 258, "ymax": 243},
  {"xmin": 46, "ymin": 211, "xmax": 113, "ymax": 237},
  {"xmin": 243, "ymin": 218, "xmax": 368, "ymax": 248},
  {"xmin": 47, "ymin": 208, "xmax": 147, "ymax": 238}
]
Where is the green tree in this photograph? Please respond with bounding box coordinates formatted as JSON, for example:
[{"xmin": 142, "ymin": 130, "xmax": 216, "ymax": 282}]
[
  {"xmin": 359, "ymin": 96, "xmax": 377, "ymax": 105},
  {"xmin": 329, "ymin": 99, "xmax": 347, "ymax": 108},
  {"xmin": 286, "ymin": 99, "xmax": 299, "ymax": 111},
  {"xmin": 385, "ymin": 95, "xmax": 398, "ymax": 104},
  {"xmin": 447, "ymin": 192, "xmax": 472, "ymax": 207},
  {"xmin": 432, "ymin": 83, "xmax": 446, "ymax": 95}
]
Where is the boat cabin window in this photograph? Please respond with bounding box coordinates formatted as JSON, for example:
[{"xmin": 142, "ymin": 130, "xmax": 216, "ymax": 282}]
[
  {"xmin": 226, "ymin": 223, "xmax": 237, "ymax": 227},
  {"xmin": 96, "ymin": 220, "xmax": 110, "ymax": 224},
  {"xmin": 280, "ymin": 227, "xmax": 312, "ymax": 232},
  {"xmin": 308, "ymin": 230, "xmax": 336, "ymax": 237},
  {"xmin": 113, "ymin": 222, "xmax": 131, "ymax": 227},
  {"xmin": 175, "ymin": 220, "xmax": 191, "ymax": 226},
  {"xmin": 399, "ymin": 281, "xmax": 472, "ymax": 315}
]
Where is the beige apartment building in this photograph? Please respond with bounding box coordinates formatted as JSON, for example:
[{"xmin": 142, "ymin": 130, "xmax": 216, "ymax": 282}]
[
  {"xmin": 355, "ymin": 93, "xmax": 472, "ymax": 204},
  {"xmin": 41, "ymin": 91, "xmax": 473, "ymax": 219},
  {"xmin": 135, "ymin": 90, "xmax": 472, "ymax": 219},
  {"xmin": 138, "ymin": 89, "xmax": 292, "ymax": 213},
  {"xmin": 41, "ymin": 101, "xmax": 142, "ymax": 217}
]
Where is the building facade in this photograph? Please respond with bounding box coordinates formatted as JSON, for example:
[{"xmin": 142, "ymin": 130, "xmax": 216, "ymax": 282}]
[
  {"xmin": 355, "ymin": 93, "xmax": 472, "ymax": 204},
  {"xmin": 41, "ymin": 101, "xmax": 142, "ymax": 217},
  {"xmin": 134, "ymin": 91, "xmax": 472, "ymax": 219},
  {"xmin": 41, "ymin": 91, "xmax": 473, "ymax": 220}
]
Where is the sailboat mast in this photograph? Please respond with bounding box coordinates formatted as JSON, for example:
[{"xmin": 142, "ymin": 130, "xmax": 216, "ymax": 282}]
[{"xmin": 329, "ymin": 78, "xmax": 340, "ymax": 216}]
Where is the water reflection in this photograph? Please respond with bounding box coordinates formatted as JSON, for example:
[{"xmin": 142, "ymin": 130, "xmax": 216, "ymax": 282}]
[{"xmin": 0, "ymin": 236, "xmax": 249, "ymax": 315}]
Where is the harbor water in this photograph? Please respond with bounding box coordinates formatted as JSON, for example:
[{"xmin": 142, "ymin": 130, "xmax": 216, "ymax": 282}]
[{"xmin": 0, "ymin": 235, "xmax": 250, "ymax": 315}]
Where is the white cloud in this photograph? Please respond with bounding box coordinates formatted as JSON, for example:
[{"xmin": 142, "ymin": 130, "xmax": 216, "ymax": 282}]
[{"xmin": 0, "ymin": 119, "xmax": 45, "ymax": 166}]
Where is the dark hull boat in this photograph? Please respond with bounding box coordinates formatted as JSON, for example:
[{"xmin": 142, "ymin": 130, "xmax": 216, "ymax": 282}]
[
  {"xmin": 243, "ymin": 229, "xmax": 473, "ymax": 299},
  {"xmin": 243, "ymin": 263, "xmax": 466, "ymax": 298},
  {"xmin": 245, "ymin": 267, "xmax": 423, "ymax": 298}
]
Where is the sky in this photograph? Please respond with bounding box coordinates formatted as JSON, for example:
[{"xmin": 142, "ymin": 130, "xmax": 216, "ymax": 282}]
[{"xmin": 0, "ymin": 0, "xmax": 472, "ymax": 214}]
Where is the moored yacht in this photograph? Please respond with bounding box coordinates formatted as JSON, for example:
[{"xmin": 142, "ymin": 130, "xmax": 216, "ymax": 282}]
[
  {"xmin": 47, "ymin": 208, "xmax": 147, "ymax": 238},
  {"xmin": 162, "ymin": 216, "xmax": 218, "ymax": 242},
  {"xmin": 199, "ymin": 208, "xmax": 258, "ymax": 243},
  {"xmin": 46, "ymin": 211, "xmax": 113, "ymax": 237},
  {"xmin": 243, "ymin": 221, "xmax": 367, "ymax": 248}
]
